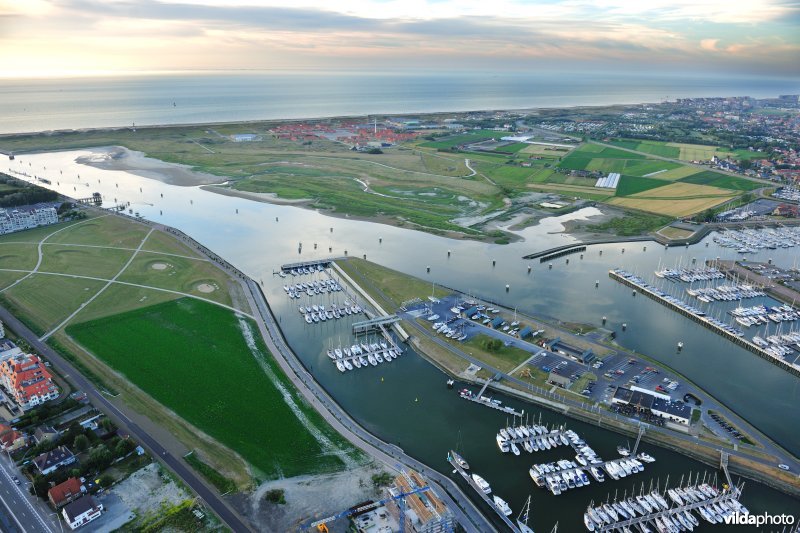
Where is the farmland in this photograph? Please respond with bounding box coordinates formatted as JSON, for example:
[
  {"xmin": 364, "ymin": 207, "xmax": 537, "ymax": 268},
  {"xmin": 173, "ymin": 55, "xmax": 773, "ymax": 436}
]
[
  {"xmin": 678, "ymin": 171, "xmax": 762, "ymax": 191},
  {"xmin": 608, "ymin": 138, "xmax": 768, "ymax": 163},
  {"xmin": 614, "ymin": 175, "xmax": 670, "ymax": 197},
  {"xmin": 609, "ymin": 182, "xmax": 737, "ymax": 217},
  {"xmin": 67, "ymin": 299, "xmax": 360, "ymax": 479}
]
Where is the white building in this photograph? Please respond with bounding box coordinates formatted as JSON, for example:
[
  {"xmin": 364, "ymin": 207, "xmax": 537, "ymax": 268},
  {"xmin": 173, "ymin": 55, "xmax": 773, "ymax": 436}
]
[
  {"xmin": 62, "ymin": 496, "xmax": 103, "ymax": 530},
  {"xmin": 0, "ymin": 207, "xmax": 58, "ymax": 235}
]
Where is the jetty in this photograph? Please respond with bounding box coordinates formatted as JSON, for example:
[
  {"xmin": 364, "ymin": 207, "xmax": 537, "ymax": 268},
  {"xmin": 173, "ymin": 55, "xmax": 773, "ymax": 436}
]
[{"xmin": 459, "ymin": 378, "xmax": 523, "ymax": 416}]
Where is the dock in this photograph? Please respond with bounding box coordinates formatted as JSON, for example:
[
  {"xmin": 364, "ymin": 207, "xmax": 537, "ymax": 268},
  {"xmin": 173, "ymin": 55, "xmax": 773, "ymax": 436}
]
[
  {"xmin": 593, "ymin": 482, "xmax": 743, "ymax": 532},
  {"xmin": 447, "ymin": 451, "xmax": 523, "ymax": 533},
  {"xmin": 352, "ymin": 315, "xmax": 401, "ymax": 334},
  {"xmin": 609, "ymin": 269, "xmax": 800, "ymax": 378},
  {"xmin": 280, "ymin": 259, "xmax": 334, "ymax": 273},
  {"xmin": 524, "ymin": 244, "xmax": 586, "ymax": 263},
  {"xmin": 459, "ymin": 379, "xmax": 523, "ymax": 416}
]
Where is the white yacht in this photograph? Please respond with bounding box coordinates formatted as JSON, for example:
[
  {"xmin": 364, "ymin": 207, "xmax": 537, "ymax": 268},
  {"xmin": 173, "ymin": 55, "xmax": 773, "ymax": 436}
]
[
  {"xmin": 493, "ymin": 495, "xmax": 512, "ymax": 516},
  {"xmin": 471, "ymin": 474, "xmax": 491, "ymax": 494}
]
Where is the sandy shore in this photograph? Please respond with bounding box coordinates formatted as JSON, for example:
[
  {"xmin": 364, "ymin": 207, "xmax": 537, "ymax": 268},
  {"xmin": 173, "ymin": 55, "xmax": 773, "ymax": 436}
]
[{"xmin": 76, "ymin": 146, "xmax": 226, "ymax": 186}]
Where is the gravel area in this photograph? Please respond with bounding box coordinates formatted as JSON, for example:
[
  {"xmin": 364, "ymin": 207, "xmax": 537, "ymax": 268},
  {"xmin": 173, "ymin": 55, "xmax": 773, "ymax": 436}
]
[{"xmin": 112, "ymin": 463, "xmax": 191, "ymax": 516}]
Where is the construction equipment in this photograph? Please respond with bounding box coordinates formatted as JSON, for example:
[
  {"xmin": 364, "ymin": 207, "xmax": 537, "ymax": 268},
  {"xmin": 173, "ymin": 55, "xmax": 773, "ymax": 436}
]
[{"xmin": 301, "ymin": 485, "xmax": 430, "ymax": 531}]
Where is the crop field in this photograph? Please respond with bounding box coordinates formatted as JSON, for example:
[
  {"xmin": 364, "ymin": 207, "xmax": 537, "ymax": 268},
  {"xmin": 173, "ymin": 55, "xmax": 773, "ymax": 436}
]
[
  {"xmin": 526, "ymin": 183, "xmax": 615, "ymax": 201},
  {"xmin": 558, "ymin": 144, "xmax": 645, "ymax": 171},
  {"xmin": 614, "ymin": 175, "xmax": 670, "ymax": 197},
  {"xmin": 678, "ymin": 171, "xmax": 762, "ymax": 191},
  {"xmin": 653, "ymin": 166, "xmax": 704, "ymax": 181},
  {"xmin": 495, "ymin": 142, "xmax": 529, "ymax": 153},
  {"xmin": 619, "ymin": 159, "xmax": 680, "ymax": 177},
  {"xmin": 608, "ymin": 140, "xmax": 680, "ymax": 158},
  {"xmin": 0, "ymin": 274, "xmax": 106, "ymax": 335},
  {"xmin": 609, "ymin": 182, "xmax": 736, "ymax": 216},
  {"xmin": 39, "ymin": 245, "xmax": 132, "ymax": 279},
  {"xmin": 67, "ymin": 299, "xmax": 358, "ymax": 479}
]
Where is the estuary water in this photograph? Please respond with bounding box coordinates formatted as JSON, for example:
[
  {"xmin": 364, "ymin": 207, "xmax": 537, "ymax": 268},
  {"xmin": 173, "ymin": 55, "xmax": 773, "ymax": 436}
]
[
  {"xmin": 7, "ymin": 150, "xmax": 800, "ymax": 530},
  {"xmin": 2, "ymin": 71, "xmax": 800, "ymax": 134}
]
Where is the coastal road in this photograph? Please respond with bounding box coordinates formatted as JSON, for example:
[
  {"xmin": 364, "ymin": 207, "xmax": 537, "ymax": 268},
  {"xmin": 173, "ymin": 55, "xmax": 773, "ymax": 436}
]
[{"xmin": 0, "ymin": 307, "xmax": 254, "ymax": 533}]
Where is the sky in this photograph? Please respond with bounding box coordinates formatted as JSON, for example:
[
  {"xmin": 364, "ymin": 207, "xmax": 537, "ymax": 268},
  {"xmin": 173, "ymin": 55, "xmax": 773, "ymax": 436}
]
[{"xmin": 1, "ymin": 0, "xmax": 799, "ymax": 78}]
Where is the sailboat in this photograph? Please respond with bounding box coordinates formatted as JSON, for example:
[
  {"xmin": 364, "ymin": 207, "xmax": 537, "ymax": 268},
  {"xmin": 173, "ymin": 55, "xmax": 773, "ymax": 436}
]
[{"xmin": 517, "ymin": 495, "xmax": 536, "ymax": 533}]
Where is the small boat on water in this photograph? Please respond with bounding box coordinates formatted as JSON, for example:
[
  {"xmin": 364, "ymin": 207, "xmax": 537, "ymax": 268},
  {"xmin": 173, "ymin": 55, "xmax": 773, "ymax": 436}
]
[
  {"xmin": 516, "ymin": 495, "xmax": 535, "ymax": 533},
  {"xmin": 472, "ymin": 473, "xmax": 491, "ymax": 494},
  {"xmin": 450, "ymin": 450, "xmax": 469, "ymax": 470},
  {"xmin": 493, "ymin": 495, "xmax": 512, "ymax": 516},
  {"xmin": 336, "ymin": 361, "xmax": 346, "ymax": 372}
]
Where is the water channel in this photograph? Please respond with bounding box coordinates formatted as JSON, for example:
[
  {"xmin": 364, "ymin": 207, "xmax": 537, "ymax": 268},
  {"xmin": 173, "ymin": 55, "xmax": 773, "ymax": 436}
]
[{"xmin": 8, "ymin": 150, "xmax": 800, "ymax": 531}]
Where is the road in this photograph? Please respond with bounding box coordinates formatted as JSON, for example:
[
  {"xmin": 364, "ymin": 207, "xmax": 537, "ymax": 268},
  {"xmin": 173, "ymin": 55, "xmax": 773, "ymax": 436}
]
[
  {"xmin": 0, "ymin": 451, "xmax": 57, "ymax": 533},
  {"xmin": 0, "ymin": 307, "xmax": 253, "ymax": 533}
]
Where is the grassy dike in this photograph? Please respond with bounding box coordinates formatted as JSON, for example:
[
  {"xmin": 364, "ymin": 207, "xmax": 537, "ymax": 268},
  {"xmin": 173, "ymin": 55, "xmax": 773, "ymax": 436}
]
[
  {"xmin": 335, "ymin": 257, "xmax": 800, "ymax": 498},
  {"xmin": 0, "ymin": 213, "xmax": 364, "ymax": 493}
]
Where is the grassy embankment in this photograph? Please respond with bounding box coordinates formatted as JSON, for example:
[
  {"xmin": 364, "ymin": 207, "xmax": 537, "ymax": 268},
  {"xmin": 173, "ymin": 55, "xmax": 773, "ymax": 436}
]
[{"xmin": 0, "ymin": 214, "xmax": 363, "ymax": 490}]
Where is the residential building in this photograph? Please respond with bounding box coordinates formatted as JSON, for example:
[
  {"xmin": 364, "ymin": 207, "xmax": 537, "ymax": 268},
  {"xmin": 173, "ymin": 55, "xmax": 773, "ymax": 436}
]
[
  {"xmin": 48, "ymin": 477, "xmax": 85, "ymax": 509},
  {"xmin": 33, "ymin": 425, "xmax": 60, "ymax": 445},
  {"xmin": 62, "ymin": 496, "xmax": 103, "ymax": 530},
  {"xmin": 0, "ymin": 207, "xmax": 58, "ymax": 235},
  {"xmin": 33, "ymin": 446, "xmax": 76, "ymax": 476},
  {"xmin": 0, "ymin": 423, "xmax": 26, "ymax": 452},
  {"xmin": 0, "ymin": 353, "xmax": 59, "ymax": 409}
]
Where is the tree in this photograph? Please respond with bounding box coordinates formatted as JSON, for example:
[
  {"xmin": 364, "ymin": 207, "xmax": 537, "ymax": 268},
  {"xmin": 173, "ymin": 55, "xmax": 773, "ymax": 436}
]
[
  {"xmin": 31, "ymin": 475, "xmax": 49, "ymax": 500},
  {"xmin": 114, "ymin": 439, "xmax": 135, "ymax": 458},
  {"xmin": 100, "ymin": 418, "xmax": 116, "ymax": 433},
  {"xmin": 87, "ymin": 445, "xmax": 113, "ymax": 471},
  {"xmin": 98, "ymin": 474, "xmax": 114, "ymax": 488},
  {"xmin": 73, "ymin": 435, "xmax": 89, "ymax": 452}
]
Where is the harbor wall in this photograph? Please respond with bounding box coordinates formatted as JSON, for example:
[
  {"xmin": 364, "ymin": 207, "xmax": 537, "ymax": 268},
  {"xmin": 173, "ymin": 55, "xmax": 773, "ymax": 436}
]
[{"xmin": 608, "ymin": 270, "xmax": 800, "ymax": 378}]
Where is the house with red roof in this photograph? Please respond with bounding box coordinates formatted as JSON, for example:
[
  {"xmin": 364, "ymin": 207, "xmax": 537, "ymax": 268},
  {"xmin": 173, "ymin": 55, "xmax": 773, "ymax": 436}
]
[
  {"xmin": 48, "ymin": 477, "xmax": 85, "ymax": 509},
  {"xmin": 0, "ymin": 422, "xmax": 26, "ymax": 452},
  {"xmin": 0, "ymin": 353, "xmax": 59, "ymax": 410}
]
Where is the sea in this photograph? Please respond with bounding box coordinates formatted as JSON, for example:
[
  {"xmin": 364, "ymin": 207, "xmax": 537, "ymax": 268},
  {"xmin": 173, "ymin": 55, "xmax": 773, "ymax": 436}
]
[{"xmin": 1, "ymin": 70, "xmax": 799, "ymax": 134}]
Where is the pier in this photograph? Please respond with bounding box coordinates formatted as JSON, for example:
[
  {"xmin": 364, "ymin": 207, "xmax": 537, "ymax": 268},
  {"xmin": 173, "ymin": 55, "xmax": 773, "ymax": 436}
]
[
  {"xmin": 447, "ymin": 451, "xmax": 523, "ymax": 533},
  {"xmin": 524, "ymin": 244, "xmax": 586, "ymax": 263},
  {"xmin": 352, "ymin": 314, "xmax": 401, "ymax": 334},
  {"xmin": 593, "ymin": 483, "xmax": 743, "ymax": 532},
  {"xmin": 609, "ymin": 269, "xmax": 800, "ymax": 378},
  {"xmin": 460, "ymin": 379, "xmax": 523, "ymax": 416},
  {"xmin": 280, "ymin": 259, "xmax": 334, "ymax": 273}
]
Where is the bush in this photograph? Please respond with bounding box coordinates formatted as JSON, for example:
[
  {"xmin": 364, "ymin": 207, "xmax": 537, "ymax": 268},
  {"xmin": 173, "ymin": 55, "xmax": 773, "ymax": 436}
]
[
  {"xmin": 264, "ymin": 489, "xmax": 286, "ymax": 504},
  {"xmin": 73, "ymin": 435, "xmax": 89, "ymax": 452},
  {"xmin": 98, "ymin": 474, "xmax": 114, "ymax": 488},
  {"xmin": 371, "ymin": 472, "xmax": 393, "ymax": 488}
]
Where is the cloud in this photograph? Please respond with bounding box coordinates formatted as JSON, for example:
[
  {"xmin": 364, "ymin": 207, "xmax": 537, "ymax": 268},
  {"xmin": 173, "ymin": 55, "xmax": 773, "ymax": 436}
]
[{"xmin": 0, "ymin": 0, "xmax": 798, "ymax": 77}]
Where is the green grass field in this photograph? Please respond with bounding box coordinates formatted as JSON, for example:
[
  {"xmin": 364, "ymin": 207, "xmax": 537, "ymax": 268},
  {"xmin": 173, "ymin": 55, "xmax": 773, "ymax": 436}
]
[
  {"xmin": 461, "ymin": 334, "xmax": 532, "ymax": 373},
  {"xmin": 48, "ymin": 215, "xmax": 151, "ymax": 248},
  {"xmin": 39, "ymin": 245, "xmax": 132, "ymax": 279},
  {"xmin": 0, "ymin": 274, "xmax": 106, "ymax": 335},
  {"xmin": 116, "ymin": 252, "xmax": 234, "ymax": 307},
  {"xmin": 678, "ymin": 171, "xmax": 762, "ymax": 191},
  {"xmin": 0, "ymin": 243, "xmax": 38, "ymax": 270},
  {"xmin": 67, "ymin": 298, "xmax": 359, "ymax": 479},
  {"xmin": 615, "ymin": 175, "xmax": 671, "ymax": 197},
  {"xmin": 495, "ymin": 142, "xmax": 529, "ymax": 153},
  {"xmin": 418, "ymin": 130, "xmax": 502, "ymax": 150},
  {"xmin": 337, "ymin": 258, "xmax": 449, "ymax": 310}
]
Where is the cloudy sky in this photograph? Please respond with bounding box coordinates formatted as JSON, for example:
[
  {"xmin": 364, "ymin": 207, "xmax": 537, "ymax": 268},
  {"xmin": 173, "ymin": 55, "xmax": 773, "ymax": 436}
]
[{"xmin": 2, "ymin": 0, "xmax": 799, "ymax": 78}]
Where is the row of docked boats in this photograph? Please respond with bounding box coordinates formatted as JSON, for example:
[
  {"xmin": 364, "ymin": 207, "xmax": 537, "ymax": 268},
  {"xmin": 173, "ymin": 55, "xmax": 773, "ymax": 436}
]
[
  {"xmin": 584, "ymin": 482, "xmax": 748, "ymax": 532},
  {"xmin": 301, "ymin": 301, "xmax": 363, "ymax": 324},
  {"xmin": 496, "ymin": 424, "xmax": 569, "ymax": 455},
  {"xmin": 327, "ymin": 340, "xmax": 403, "ymax": 372},
  {"xmin": 284, "ymin": 278, "xmax": 342, "ymax": 299},
  {"xmin": 685, "ymin": 283, "xmax": 764, "ymax": 303},
  {"xmin": 733, "ymin": 303, "xmax": 799, "ymax": 325},
  {"xmin": 612, "ymin": 270, "xmax": 746, "ymax": 338},
  {"xmin": 713, "ymin": 226, "xmax": 800, "ymax": 251},
  {"xmin": 529, "ymin": 460, "xmax": 591, "ymax": 495},
  {"xmin": 279, "ymin": 264, "xmax": 326, "ymax": 277},
  {"xmin": 655, "ymin": 267, "xmax": 724, "ymax": 282}
]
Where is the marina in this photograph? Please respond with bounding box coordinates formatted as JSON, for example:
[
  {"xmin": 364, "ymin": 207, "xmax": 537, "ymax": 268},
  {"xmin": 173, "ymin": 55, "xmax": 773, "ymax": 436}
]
[
  {"xmin": 713, "ymin": 226, "xmax": 800, "ymax": 253},
  {"xmin": 610, "ymin": 269, "xmax": 800, "ymax": 377},
  {"xmin": 585, "ymin": 475, "xmax": 746, "ymax": 532},
  {"xmin": 459, "ymin": 381, "xmax": 524, "ymax": 416},
  {"xmin": 325, "ymin": 325, "xmax": 405, "ymax": 373}
]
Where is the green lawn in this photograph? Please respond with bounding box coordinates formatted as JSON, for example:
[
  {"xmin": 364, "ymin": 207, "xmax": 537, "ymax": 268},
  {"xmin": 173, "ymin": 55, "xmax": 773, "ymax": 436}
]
[
  {"xmin": 678, "ymin": 171, "xmax": 762, "ymax": 191},
  {"xmin": 615, "ymin": 175, "xmax": 670, "ymax": 197},
  {"xmin": 418, "ymin": 130, "xmax": 501, "ymax": 150},
  {"xmin": 0, "ymin": 274, "xmax": 106, "ymax": 335},
  {"xmin": 141, "ymin": 230, "xmax": 200, "ymax": 257},
  {"xmin": 48, "ymin": 216, "xmax": 151, "ymax": 248},
  {"xmin": 460, "ymin": 334, "xmax": 533, "ymax": 373},
  {"xmin": 0, "ymin": 243, "xmax": 38, "ymax": 270},
  {"xmin": 39, "ymin": 245, "xmax": 132, "ymax": 279},
  {"xmin": 336, "ymin": 258, "xmax": 449, "ymax": 309},
  {"xmin": 496, "ymin": 142, "xmax": 529, "ymax": 153},
  {"xmin": 67, "ymin": 298, "xmax": 359, "ymax": 479},
  {"xmin": 116, "ymin": 252, "xmax": 236, "ymax": 307}
]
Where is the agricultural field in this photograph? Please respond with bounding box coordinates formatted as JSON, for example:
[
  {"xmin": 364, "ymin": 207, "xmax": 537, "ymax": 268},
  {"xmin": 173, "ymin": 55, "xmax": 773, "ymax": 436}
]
[
  {"xmin": 520, "ymin": 144, "xmax": 574, "ymax": 156},
  {"xmin": 608, "ymin": 138, "xmax": 768, "ymax": 163},
  {"xmin": 678, "ymin": 171, "xmax": 762, "ymax": 191},
  {"xmin": 558, "ymin": 144, "xmax": 645, "ymax": 171},
  {"xmin": 609, "ymin": 182, "xmax": 736, "ymax": 217},
  {"xmin": 614, "ymin": 175, "xmax": 670, "ymax": 197},
  {"xmin": 67, "ymin": 299, "xmax": 360, "ymax": 479}
]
